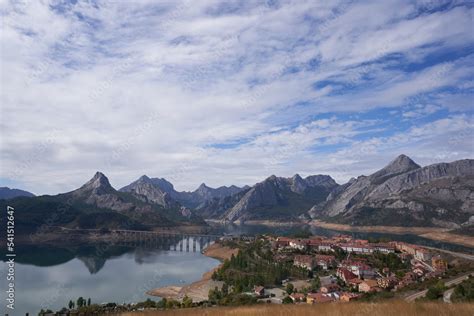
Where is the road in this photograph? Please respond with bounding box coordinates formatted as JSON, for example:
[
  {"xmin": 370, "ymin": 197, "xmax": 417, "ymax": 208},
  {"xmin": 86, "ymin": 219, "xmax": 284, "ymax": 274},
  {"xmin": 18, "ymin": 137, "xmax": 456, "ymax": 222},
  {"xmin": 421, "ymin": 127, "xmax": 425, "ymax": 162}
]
[
  {"xmin": 423, "ymin": 246, "xmax": 474, "ymax": 261},
  {"xmin": 443, "ymin": 288, "xmax": 454, "ymax": 303},
  {"xmin": 404, "ymin": 272, "xmax": 473, "ymax": 302}
]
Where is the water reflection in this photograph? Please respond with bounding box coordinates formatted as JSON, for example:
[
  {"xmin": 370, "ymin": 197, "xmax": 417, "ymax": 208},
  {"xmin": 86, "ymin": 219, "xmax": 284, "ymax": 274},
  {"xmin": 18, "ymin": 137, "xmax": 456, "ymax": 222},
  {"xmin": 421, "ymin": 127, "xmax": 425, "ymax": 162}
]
[
  {"xmin": 10, "ymin": 235, "xmax": 217, "ymax": 273},
  {"xmin": 1, "ymin": 237, "xmax": 220, "ymax": 315}
]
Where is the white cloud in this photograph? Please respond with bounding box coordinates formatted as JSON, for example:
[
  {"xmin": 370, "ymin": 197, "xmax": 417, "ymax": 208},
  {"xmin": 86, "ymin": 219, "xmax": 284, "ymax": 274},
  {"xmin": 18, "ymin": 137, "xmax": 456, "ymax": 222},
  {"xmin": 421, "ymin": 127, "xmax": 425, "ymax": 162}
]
[{"xmin": 0, "ymin": 0, "xmax": 473, "ymax": 194}]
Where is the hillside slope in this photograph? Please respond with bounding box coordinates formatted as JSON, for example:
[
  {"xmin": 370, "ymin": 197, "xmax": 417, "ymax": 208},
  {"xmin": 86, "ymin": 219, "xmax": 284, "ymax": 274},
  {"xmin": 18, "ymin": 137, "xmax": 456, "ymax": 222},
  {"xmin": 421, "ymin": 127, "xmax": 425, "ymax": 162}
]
[
  {"xmin": 0, "ymin": 187, "xmax": 35, "ymax": 199},
  {"xmin": 310, "ymin": 155, "xmax": 474, "ymax": 228},
  {"xmin": 214, "ymin": 174, "xmax": 339, "ymax": 222},
  {"xmin": 2, "ymin": 172, "xmax": 205, "ymax": 233}
]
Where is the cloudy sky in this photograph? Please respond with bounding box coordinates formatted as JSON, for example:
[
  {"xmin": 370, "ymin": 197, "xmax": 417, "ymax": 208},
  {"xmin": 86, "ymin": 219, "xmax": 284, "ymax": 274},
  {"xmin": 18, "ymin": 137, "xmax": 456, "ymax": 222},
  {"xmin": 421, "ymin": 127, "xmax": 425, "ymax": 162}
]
[{"xmin": 1, "ymin": 0, "xmax": 473, "ymax": 195}]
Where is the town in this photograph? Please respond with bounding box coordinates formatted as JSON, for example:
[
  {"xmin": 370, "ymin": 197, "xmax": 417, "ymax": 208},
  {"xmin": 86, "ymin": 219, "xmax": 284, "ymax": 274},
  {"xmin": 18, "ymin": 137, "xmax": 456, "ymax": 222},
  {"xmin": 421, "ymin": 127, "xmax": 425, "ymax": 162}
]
[
  {"xmin": 210, "ymin": 233, "xmax": 472, "ymax": 305},
  {"xmin": 37, "ymin": 234, "xmax": 474, "ymax": 315}
]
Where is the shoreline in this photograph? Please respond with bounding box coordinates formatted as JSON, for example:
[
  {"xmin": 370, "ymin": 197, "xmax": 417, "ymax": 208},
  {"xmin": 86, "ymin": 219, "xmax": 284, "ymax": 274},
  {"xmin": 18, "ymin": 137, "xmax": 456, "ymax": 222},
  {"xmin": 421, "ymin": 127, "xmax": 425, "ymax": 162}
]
[
  {"xmin": 206, "ymin": 218, "xmax": 308, "ymax": 227},
  {"xmin": 211, "ymin": 218, "xmax": 473, "ymax": 248},
  {"xmin": 310, "ymin": 220, "xmax": 474, "ymax": 249},
  {"xmin": 146, "ymin": 242, "xmax": 238, "ymax": 302}
]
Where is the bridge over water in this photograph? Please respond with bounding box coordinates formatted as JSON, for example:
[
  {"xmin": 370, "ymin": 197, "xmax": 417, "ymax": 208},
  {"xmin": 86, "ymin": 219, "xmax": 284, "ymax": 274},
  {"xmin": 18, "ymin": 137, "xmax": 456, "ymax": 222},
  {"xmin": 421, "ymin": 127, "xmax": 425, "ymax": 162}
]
[{"xmin": 50, "ymin": 226, "xmax": 223, "ymax": 253}]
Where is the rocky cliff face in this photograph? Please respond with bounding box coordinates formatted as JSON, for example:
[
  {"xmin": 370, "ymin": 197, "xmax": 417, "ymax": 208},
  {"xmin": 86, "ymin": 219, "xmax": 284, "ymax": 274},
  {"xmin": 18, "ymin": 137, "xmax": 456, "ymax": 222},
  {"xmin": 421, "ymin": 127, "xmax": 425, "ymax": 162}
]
[
  {"xmin": 219, "ymin": 174, "xmax": 339, "ymax": 222},
  {"xmin": 196, "ymin": 188, "xmax": 250, "ymax": 219},
  {"xmin": 310, "ymin": 156, "xmax": 474, "ymax": 228},
  {"xmin": 194, "ymin": 183, "xmax": 244, "ymax": 201},
  {"xmin": 119, "ymin": 175, "xmax": 180, "ymax": 209},
  {"xmin": 65, "ymin": 172, "xmax": 174, "ymax": 226},
  {"xmin": 120, "ymin": 176, "xmax": 247, "ymax": 209}
]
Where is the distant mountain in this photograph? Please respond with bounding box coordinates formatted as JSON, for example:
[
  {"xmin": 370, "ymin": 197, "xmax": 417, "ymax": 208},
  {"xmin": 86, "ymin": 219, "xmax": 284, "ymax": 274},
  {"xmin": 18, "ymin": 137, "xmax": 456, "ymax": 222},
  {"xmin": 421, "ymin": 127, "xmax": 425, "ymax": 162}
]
[
  {"xmin": 310, "ymin": 155, "xmax": 474, "ymax": 229},
  {"xmin": 213, "ymin": 174, "xmax": 339, "ymax": 222},
  {"xmin": 119, "ymin": 176, "xmax": 247, "ymax": 209},
  {"xmin": 0, "ymin": 187, "xmax": 35, "ymax": 199},
  {"xmin": 4, "ymin": 154, "xmax": 473, "ymax": 232},
  {"xmin": 196, "ymin": 188, "xmax": 251, "ymax": 219},
  {"xmin": 119, "ymin": 175, "xmax": 180, "ymax": 209},
  {"xmin": 193, "ymin": 183, "xmax": 244, "ymax": 202},
  {"xmin": 62, "ymin": 172, "xmax": 178, "ymax": 227},
  {"xmin": 1, "ymin": 172, "xmax": 205, "ymax": 233}
]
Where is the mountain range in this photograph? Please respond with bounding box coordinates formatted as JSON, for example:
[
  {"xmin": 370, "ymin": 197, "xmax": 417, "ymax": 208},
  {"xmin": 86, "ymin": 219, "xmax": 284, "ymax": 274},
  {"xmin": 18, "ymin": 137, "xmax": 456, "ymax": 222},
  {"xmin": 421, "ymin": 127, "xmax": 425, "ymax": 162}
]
[
  {"xmin": 119, "ymin": 175, "xmax": 247, "ymax": 209},
  {"xmin": 0, "ymin": 172, "xmax": 205, "ymax": 233},
  {"xmin": 2, "ymin": 155, "xmax": 473, "ymax": 233},
  {"xmin": 0, "ymin": 187, "xmax": 35, "ymax": 199},
  {"xmin": 309, "ymin": 155, "xmax": 474, "ymax": 228}
]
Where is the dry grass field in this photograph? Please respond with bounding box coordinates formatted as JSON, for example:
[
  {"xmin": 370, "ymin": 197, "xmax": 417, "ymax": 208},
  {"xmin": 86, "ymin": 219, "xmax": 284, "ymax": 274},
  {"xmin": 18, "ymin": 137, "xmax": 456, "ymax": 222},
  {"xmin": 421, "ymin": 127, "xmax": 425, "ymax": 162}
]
[{"xmin": 121, "ymin": 302, "xmax": 474, "ymax": 316}]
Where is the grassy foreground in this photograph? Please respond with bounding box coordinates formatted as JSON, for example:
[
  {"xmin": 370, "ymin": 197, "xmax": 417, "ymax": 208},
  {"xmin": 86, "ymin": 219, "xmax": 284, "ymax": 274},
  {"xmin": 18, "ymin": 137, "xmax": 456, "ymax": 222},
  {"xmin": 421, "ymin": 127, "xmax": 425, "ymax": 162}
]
[{"xmin": 121, "ymin": 302, "xmax": 474, "ymax": 316}]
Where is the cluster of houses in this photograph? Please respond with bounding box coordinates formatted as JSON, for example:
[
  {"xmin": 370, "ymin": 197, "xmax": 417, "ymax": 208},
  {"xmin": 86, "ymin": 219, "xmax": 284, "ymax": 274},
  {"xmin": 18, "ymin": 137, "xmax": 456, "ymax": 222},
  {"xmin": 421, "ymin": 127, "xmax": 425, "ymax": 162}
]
[
  {"xmin": 291, "ymin": 290, "xmax": 361, "ymax": 304},
  {"xmin": 254, "ymin": 235, "xmax": 450, "ymax": 303},
  {"xmin": 273, "ymin": 235, "xmax": 396, "ymax": 254}
]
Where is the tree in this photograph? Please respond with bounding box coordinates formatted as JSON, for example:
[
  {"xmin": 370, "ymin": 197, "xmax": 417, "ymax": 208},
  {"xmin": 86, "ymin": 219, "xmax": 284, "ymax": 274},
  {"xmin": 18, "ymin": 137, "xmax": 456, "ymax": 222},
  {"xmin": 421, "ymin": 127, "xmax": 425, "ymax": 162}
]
[
  {"xmin": 222, "ymin": 283, "xmax": 229, "ymax": 296},
  {"xmin": 286, "ymin": 283, "xmax": 294, "ymax": 295},
  {"xmin": 76, "ymin": 297, "xmax": 85, "ymax": 308},
  {"xmin": 310, "ymin": 276, "xmax": 321, "ymax": 292},
  {"xmin": 165, "ymin": 299, "xmax": 175, "ymax": 309},
  {"xmin": 157, "ymin": 298, "xmax": 167, "ymax": 308},
  {"xmin": 182, "ymin": 295, "xmax": 193, "ymax": 308},
  {"xmin": 282, "ymin": 296, "xmax": 293, "ymax": 304},
  {"xmin": 208, "ymin": 286, "xmax": 222, "ymax": 302},
  {"xmin": 87, "ymin": 298, "xmax": 91, "ymax": 306},
  {"xmin": 426, "ymin": 281, "xmax": 446, "ymax": 300},
  {"xmin": 451, "ymin": 277, "xmax": 474, "ymax": 302},
  {"xmin": 68, "ymin": 300, "xmax": 75, "ymax": 309}
]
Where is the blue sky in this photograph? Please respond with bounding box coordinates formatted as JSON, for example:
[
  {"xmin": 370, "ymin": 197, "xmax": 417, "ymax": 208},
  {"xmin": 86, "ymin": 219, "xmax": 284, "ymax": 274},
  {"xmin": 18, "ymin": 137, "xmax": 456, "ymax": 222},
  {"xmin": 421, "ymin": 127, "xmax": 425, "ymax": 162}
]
[{"xmin": 0, "ymin": 0, "xmax": 473, "ymax": 194}]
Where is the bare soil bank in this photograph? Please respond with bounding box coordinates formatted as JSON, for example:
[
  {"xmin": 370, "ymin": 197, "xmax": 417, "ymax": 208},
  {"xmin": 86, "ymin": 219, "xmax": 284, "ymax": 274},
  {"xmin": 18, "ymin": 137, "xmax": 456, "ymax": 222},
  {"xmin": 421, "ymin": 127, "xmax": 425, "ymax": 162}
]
[{"xmin": 146, "ymin": 242, "xmax": 238, "ymax": 302}]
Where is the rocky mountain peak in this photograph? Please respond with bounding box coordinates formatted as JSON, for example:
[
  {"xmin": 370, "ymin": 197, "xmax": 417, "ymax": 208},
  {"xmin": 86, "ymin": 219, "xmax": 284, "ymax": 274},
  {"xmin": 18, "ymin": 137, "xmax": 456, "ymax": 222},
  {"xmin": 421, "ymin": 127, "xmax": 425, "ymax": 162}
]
[
  {"xmin": 290, "ymin": 174, "xmax": 307, "ymax": 194},
  {"xmin": 149, "ymin": 178, "xmax": 175, "ymax": 193},
  {"xmin": 292, "ymin": 173, "xmax": 303, "ymax": 180},
  {"xmin": 384, "ymin": 154, "xmax": 420, "ymax": 172},
  {"xmin": 370, "ymin": 154, "xmax": 421, "ymax": 183},
  {"xmin": 197, "ymin": 183, "xmax": 209, "ymax": 190},
  {"xmin": 392, "ymin": 154, "xmax": 419, "ymax": 167},
  {"xmin": 82, "ymin": 172, "xmax": 113, "ymax": 192},
  {"xmin": 304, "ymin": 175, "xmax": 338, "ymax": 188},
  {"xmin": 69, "ymin": 172, "xmax": 116, "ymax": 200},
  {"xmin": 138, "ymin": 175, "xmax": 151, "ymax": 182},
  {"xmin": 267, "ymin": 175, "xmax": 278, "ymax": 181}
]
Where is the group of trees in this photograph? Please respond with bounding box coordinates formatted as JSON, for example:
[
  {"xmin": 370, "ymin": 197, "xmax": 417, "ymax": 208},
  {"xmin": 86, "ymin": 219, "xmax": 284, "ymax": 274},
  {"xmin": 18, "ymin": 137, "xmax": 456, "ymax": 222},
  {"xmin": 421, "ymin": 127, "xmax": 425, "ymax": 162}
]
[
  {"xmin": 212, "ymin": 240, "xmax": 313, "ymax": 293},
  {"xmin": 366, "ymin": 251, "xmax": 409, "ymax": 272},
  {"xmin": 451, "ymin": 277, "xmax": 474, "ymax": 302},
  {"xmin": 208, "ymin": 286, "xmax": 257, "ymax": 306},
  {"xmin": 210, "ymin": 238, "xmax": 326, "ymax": 307},
  {"xmin": 40, "ymin": 297, "xmax": 196, "ymax": 315},
  {"xmin": 68, "ymin": 297, "xmax": 91, "ymax": 309},
  {"xmin": 425, "ymin": 281, "xmax": 447, "ymax": 300},
  {"xmin": 212, "ymin": 241, "xmax": 289, "ymax": 291}
]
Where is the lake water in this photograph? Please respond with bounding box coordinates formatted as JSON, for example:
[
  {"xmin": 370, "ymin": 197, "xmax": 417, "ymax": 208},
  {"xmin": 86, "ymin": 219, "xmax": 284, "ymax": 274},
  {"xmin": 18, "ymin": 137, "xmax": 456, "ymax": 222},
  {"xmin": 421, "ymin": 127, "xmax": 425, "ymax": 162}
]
[
  {"xmin": 1, "ymin": 238, "xmax": 219, "ymax": 316},
  {"xmin": 2, "ymin": 224, "xmax": 472, "ymax": 315}
]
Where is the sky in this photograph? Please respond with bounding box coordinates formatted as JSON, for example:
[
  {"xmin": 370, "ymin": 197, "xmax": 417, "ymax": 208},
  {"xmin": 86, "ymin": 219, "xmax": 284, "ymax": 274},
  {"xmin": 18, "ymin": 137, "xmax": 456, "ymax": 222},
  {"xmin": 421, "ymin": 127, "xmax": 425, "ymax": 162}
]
[{"xmin": 0, "ymin": 0, "xmax": 473, "ymax": 195}]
